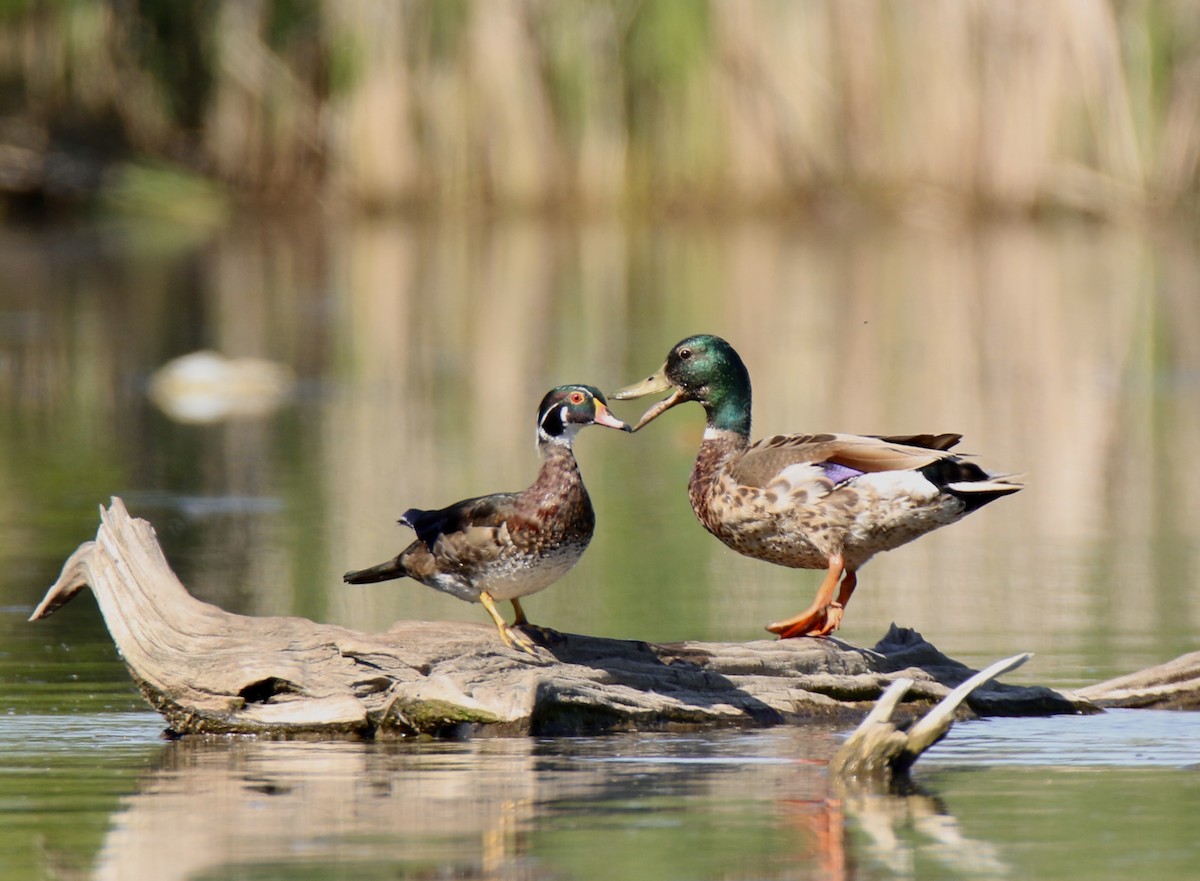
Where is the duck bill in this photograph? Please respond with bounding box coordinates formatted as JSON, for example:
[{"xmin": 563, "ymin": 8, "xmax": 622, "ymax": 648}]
[
  {"xmin": 611, "ymin": 368, "xmax": 686, "ymax": 432},
  {"xmin": 593, "ymin": 401, "xmax": 633, "ymax": 433}
]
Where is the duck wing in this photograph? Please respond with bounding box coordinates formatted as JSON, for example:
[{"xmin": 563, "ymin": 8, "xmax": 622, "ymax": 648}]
[
  {"xmin": 729, "ymin": 432, "xmax": 963, "ymax": 488},
  {"xmin": 400, "ymin": 493, "xmax": 520, "ymax": 547},
  {"xmin": 400, "ymin": 492, "xmax": 554, "ymax": 575},
  {"xmin": 872, "ymin": 432, "xmax": 963, "ymax": 452}
]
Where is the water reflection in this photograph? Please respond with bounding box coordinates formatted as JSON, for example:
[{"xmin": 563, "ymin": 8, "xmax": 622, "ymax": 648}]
[
  {"xmin": 62, "ymin": 729, "xmax": 1021, "ymax": 881},
  {"xmin": 1, "ymin": 702, "xmax": 1198, "ymax": 881},
  {"xmin": 99, "ymin": 739, "xmax": 550, "ymax": 880},
  {"xmin": 835, "ymin": 787, "xmax": 1010, "ymax": 879},
  {"xmin": 5, "ymin": 710, "xmax": 1198, "ymax": 881}
]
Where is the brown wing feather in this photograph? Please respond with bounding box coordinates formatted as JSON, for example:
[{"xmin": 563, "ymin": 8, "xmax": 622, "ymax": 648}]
[
  {"xmin": 427, "ymin": 523, "xmax": 513, "ymax": 571},
  {"xmin": 729, "ymin": 432, "xmax": 960, "ymax": 488},
  {"xmin": 873, "ymin": 432, "xmax": 962, "ymax": 452},
  {"xmin": 402, "ymin": 493, "xmax": 519, "ymax": 547}
]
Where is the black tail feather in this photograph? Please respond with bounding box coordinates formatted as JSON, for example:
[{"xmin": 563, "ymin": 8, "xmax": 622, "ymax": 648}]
[
  {"xmin": 919, "ymin": 457, "xmax": 989, "ymax": 487},
  {"xmin": 343, "ymin": 557, "xmax": 408, "ymax": 584},
  {"xmin": 920, "ymin": 459, "xmax": 1024, "ymax": 513}
]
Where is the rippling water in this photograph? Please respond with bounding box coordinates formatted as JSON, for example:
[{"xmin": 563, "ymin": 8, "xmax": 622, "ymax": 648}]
[{"xmin": 930, "ymin": 709, "xmax": 1200, "ymax": 768}]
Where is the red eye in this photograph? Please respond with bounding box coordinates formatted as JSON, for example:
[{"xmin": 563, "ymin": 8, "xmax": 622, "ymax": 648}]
[{"xmin": 569, "ymin": 391, "xmax": 585, "ymax": 405}]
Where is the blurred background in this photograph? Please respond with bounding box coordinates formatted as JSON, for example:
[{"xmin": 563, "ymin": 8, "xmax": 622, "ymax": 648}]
[
  {"xmin": 5, "ymin": 0, "xmax": 1200, "ymax": 216},
  {"xmin": 2, "ymin": 0, "xmax": 1199, "ymax": 695},
  {"xmin": 3, "ymin": 4, "xmax": 1200, "ymax": 880}
]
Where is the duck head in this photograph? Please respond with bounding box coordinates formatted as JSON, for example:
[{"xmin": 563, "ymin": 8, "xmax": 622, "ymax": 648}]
[
  {"xmin": 537, "ymin": 384, "xmax": 632, "ymax": 445},
  {"xmin": 612, "ymin": 335, "xmax": 752, "ymax": 435}
]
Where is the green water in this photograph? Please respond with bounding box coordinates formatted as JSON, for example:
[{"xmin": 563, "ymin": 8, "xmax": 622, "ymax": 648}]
[
  {"xmin": 2, "ymin": 214, "xmax": 1199, "ymax": 878},
  {"xmin": 1, "ymin": 714, "xmax": 1198, "ymax": 880}
]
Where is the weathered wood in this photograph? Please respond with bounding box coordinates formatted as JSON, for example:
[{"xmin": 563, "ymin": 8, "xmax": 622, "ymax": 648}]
[
  {"xmin": 1076, "ymin": 652, "xmax": 1200, "ymax": 710},
  {"xmin": 830, "ymin": 653, "xmax": 1032, "ymax": 788},
  {"xmin": 31, "ymin": 499, "xmax": 1093, "ymax": 738}
]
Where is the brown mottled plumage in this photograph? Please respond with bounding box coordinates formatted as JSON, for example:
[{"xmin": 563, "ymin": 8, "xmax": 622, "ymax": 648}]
[
  {"xmin": 614, "ymin": 335, "xmax": 1022, "ymax": 638},
  {"xmin": 344, "ymin": 385, "xmax": 631, "ymax": 654}
]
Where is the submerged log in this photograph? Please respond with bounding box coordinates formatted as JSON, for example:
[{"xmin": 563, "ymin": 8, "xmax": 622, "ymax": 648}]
[
  {"xmin": 32, "ymin": 499, "xmax": 1095, "ymax": 738},
  {"xmin": 830, "ymin": 653, "xmax": 1032, "ymax": 788}
]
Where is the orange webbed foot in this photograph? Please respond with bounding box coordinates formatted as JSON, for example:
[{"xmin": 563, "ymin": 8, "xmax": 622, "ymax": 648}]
[
  {"xmin": 767, "ymin": 612, "xmax": 821, "ymax": 638},
  {"xmin": 768, "ymin": 601, "xmax": 844, "ymax": 639},
  {"xmin": 768, "ymin": 555, "xmax": 851, "ymax": 638},
  {"xmin": 768, "ymin": 560, "xmax": 857, "ymax": 639}
]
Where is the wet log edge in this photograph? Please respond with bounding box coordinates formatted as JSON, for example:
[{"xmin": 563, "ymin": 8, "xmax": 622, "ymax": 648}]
[{"xmin": 28, "ymin": 499, "xmax": 1200, "ymax": 739}]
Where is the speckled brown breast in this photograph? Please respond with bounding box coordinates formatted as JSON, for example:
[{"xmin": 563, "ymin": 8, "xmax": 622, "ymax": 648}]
[{"xmin": 485, "ymin": 483, "xmax": 595, "ymax": 600}]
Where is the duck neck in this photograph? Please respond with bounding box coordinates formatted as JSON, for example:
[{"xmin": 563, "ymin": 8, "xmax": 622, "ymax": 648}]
[
  {"xmin": 689, "ymin": 428, "xmax": 747, "ymax": 526},
  {"xmin": 703, "ymin": 368, "xmax": 752, "ymax": 438},
  {"xmin": 691, "ymin": 378, "xmax": 751, "ymax": 492},
  {"xmin": 526, "ymin": 438, "xmax": 594, "ymax": 536},
  {"xmin": 530, "ymin": 438, "xmax": 585, "ymax": 498}
]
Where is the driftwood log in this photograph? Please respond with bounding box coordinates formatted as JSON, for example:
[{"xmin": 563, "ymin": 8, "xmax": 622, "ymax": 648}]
[
  {"xmin": 830, "ymin": 652, "xmax": 1032, "ymax": 787},
  {"xmin": 28, "ymin": 499, "xmax": 1199, "ymax": 739},
  {"xmin": 1076, "ymin": 654, "xmax": 1200, "ymax": 710}
]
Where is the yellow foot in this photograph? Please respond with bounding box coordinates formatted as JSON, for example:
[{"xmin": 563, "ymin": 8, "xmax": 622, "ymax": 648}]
[
  {"xmin": 481, "ymin": 592, "xmax": 541, "ymax": 656},
  {"xmin": 497, "ymin": 624, "xmax": 541, "ymax": 656}
]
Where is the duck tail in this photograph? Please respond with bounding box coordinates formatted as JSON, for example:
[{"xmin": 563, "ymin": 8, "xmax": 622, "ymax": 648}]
[
  {"xmin": 343, "ymin": 557, "xmax": 408, "ymax": 584},
  {"xmin": 944, "ymin": 472, "xmax": 1024, "ymax": 512}
]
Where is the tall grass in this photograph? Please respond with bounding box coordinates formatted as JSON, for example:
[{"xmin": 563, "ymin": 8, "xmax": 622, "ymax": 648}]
[{"xmin": 2, "ymin": 0, "xmax": 1200, "ymax": 217}]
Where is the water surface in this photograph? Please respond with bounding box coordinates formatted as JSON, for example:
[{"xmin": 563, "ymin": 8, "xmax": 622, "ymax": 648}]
[
  {"xmin": 1, "ymin": 213, "xmax": 1198, "ymax": 878},
  {"xmin": 1, "ymin": 709, "xmax": 1198, "ymax": 880}
]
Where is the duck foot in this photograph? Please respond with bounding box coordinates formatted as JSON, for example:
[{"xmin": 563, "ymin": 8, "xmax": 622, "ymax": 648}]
[
  {"xmin": 480, "ymin": 593, "xmax": 542, "ymax": 656},
  {"xmin": 497, "ymin": 625, "xmax": 543, "ymax": 656},
  {"xmin": 768, "ymin": 559, "xmax": 857, "ymax": 638},
  {"xmin": 768, "ymin": 602, "xmax": 844, "ymax": 638}
]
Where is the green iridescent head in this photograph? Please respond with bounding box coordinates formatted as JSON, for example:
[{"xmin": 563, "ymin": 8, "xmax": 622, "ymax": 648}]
[{"xmin": 612, "ymin": 334, "xmax": 752, "ymax": 435}]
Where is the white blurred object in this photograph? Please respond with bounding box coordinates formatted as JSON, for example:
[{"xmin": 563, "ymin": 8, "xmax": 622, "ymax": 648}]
[{"xmin": 149, "ymin": 350, "xmax": 295, "ymax": 423}]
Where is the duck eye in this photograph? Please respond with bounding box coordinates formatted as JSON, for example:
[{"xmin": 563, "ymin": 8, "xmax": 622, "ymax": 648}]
[
  {"xmin": 569, "ymin": 391, "xmax": 586, "ymax": 405},
  {"xmin": 678, "ymin": 348, "xmax": 692, "ymax": 360}
]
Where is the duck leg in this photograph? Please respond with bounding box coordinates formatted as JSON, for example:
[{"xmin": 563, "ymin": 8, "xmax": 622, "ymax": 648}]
[
  {"xmin": 479, "ymin": 592, "xmax": 539, "ymax": 655},
  {"xmin": 814, "ymin": 567, "xmax": 858, "ymax": 636},
  {"xmin": 509, "ymin": 596, "xmax": 563, "ymax": 645},
  {"xmin": 767, "ymin": 554, "xmax": 850, "ymax": 638},
  {"xmin": 510, "ymin": 597, "xmax": 529, "ymax": 626}
]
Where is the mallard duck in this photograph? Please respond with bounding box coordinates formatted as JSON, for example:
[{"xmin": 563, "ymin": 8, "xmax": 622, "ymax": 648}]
[
  {"xmin": 613, "ymin": 334, "xmax": 1022, "ymax": 638},
  {"xmin": 344, "ymin": 385, "xmax": 631, "ymax": 654}
]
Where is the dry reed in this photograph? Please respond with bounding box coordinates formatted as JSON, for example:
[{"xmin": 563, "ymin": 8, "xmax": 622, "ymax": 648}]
[{"xmin": 1, "ymin": 0, "xmax": 1199, "ymax": 217}]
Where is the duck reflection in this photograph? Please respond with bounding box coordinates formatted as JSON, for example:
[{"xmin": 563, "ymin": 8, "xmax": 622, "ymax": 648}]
[{"xmin": 85, "ymin": 730, "xmax": 1011, "ymax": 881}]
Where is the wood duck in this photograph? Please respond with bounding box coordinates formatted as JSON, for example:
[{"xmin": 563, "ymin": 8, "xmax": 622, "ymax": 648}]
[
  {"xmin": 344, "ymin": 385, "xmax": 631, "ymax": 654},
  {"xmin": 613, "ymin": 334, "xmax": 1022, "ymax": 638}
]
